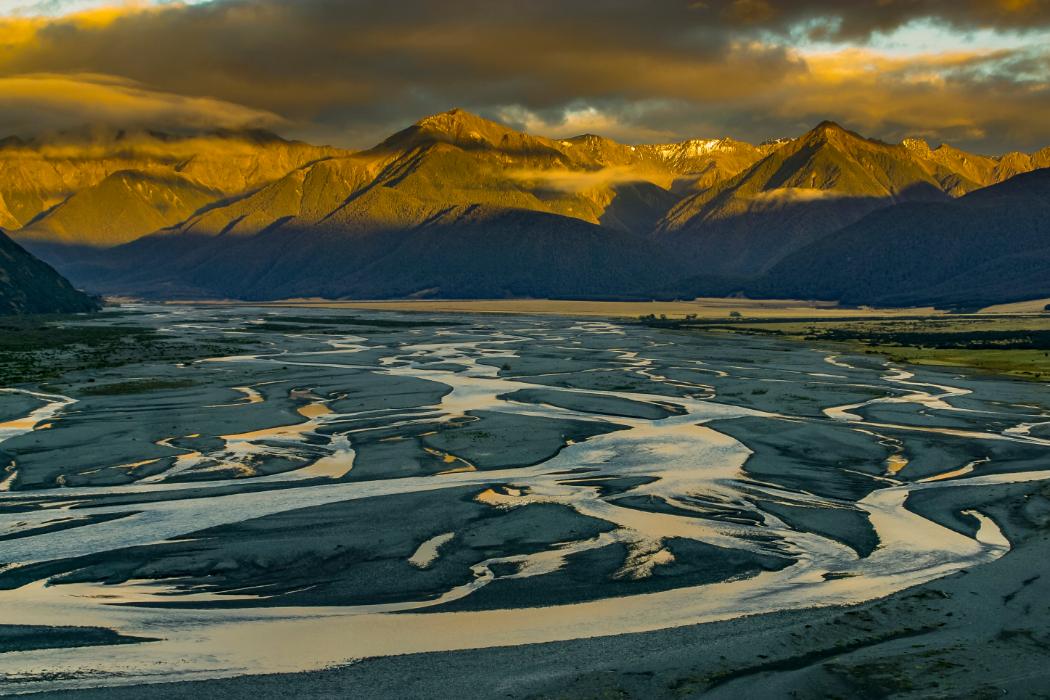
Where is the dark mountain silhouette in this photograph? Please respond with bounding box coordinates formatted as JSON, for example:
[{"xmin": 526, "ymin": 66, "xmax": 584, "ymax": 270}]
[
  {"xmin": 749, "ymin": 168, "xmax": 1050, "ymax": 308},
  {"xmin": 0, "ymin": 230, "xmax": 98, "ymax": 314}
]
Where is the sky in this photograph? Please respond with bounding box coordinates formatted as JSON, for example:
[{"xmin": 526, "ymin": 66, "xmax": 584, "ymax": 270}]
[{"xmin": 0, "ymin": 0, "xmax": 1048, "ymax": 153}]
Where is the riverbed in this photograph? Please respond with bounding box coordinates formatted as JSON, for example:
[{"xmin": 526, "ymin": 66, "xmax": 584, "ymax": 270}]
[{"xmin": 0, "ymin": 305, "xmax": 1048, "ymax": 694}]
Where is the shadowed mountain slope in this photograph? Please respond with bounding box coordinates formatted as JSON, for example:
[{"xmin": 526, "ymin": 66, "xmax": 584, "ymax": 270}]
[
  {"xmin": 653, "ymin": 122, "xmax": 979, "ymax": 275},
  {"xmin": 65, "ymin": 202, "xmax": 684, "ymax": 301},
  {"xmin": 751, "ymin": 167, "xmax": 1050, "ymax": 307},
  {"xmin": 0, "ymin": 230, "xmax": 98, "ymax": 314}
]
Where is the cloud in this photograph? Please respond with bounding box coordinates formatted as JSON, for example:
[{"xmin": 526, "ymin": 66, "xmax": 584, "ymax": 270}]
[
  {"xmin": 506, "ymin": 166, "xmax": 667, "ymax": 194},
  {"xmin": 748, "ymin": 187, "xmax": 848, "ymax": 203},
  {"xmin": 0, "ymin": 0, "xmax": 1046, "ymax": 151},
  {"xmin": 711, "ymin": 0, "xmax": 1050, "ymax": 39},
  {"xmin": 764, "ymin": 46, "xmax": 1050, "ymax": 150},
  {"xmin": 496, "ymin": 104, "xmax": 684, "ymax": 144},
  {"xmin": 0, "ymin": 72, "xmax": 283, "ymax": 136},
  {"xmin": 0, "ymin": 1, "xmax": 212, "ymax": 18}
]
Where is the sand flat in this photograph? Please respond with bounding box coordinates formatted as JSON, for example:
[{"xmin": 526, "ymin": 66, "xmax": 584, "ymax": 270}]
[
  {"xmin": 175, "ymin": 297, "xmax": 944, "ymax": 319},
  {"xmin": 0, "ymin": 303, "xmax": 1047, "ymax": 697}
]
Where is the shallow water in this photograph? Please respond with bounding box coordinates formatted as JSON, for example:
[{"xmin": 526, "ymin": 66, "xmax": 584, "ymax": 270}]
[{"xmin": 0, "ymin": 305, "xmax": 1047, "ymax": 693}]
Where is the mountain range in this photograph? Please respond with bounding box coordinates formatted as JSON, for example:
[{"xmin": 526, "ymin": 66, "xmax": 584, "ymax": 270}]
[
  {"xmin": 4, "ymin": 110, "xmax": 1050, "ymax": 309},
  {"xmin": 750, "ymin": 167, "xmax": 1050, "ymax": 309}
]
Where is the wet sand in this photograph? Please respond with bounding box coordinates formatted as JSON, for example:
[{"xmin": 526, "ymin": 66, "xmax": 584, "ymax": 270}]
[
  {"xmin": 0, "ymin": 305, "xmax": 1048, "ymax": 697},
  {"xmin": 0, "ymin": 626, "xmax": 152, "ymax": 655},
  {"xmin": 27, "ymin": 477, "xmax": 1050, "ymax": 699},
  {"xmin": 183, "ymin": 297, "xmax": 943, "ymax": 319},
  {"xmin": 31, "ymin": 521, "xmax": 1050, "ymax": 699}
]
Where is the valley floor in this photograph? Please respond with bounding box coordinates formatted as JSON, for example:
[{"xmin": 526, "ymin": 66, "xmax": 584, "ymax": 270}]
[
  {"xmin": 2, "ymin": 304, "xmax": 1048, "ymax": 699},
  {"xmin": 30, "ymin": 509, "xmax": 1050, "ymax": 699},
  {"xmin": 182, "ymin": 296, "xmax": 942, "ymax": 320}
]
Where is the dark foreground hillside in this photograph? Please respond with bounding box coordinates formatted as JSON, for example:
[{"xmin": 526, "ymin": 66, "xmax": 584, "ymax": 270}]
[{"xmin": 0, "ymin": 230, "xmax": 98, "ymax": 315}]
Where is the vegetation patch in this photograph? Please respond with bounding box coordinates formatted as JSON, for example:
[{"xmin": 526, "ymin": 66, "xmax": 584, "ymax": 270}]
[
  {"xmin": 0, "ymin": 316, "xmax": 154, "ymax": 351},
  {"xmin": 80, "ymin": 378, "xmax": 198, "ymax": 396},
  {"xmin": 0, "ymin": 317, "xmax": 257, "ymax": 385},
  {"xmin": 642, "ymin": 314, "xmax": 1050, "ymax": 381}
]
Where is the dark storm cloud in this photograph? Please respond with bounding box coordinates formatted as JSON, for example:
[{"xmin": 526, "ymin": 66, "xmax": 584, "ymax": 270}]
[{"xmin": 0, "ymin": 0, "xmax": 1048, "ymax": 151}]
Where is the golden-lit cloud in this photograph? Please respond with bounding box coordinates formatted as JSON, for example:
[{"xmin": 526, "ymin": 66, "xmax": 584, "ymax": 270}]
[
  {"xmin": 506, "ymin": 166, "xmax": 668, "ymax": 193},
  {"xmin": 0, "ymin": 73, "xmax": 282, "ymax": 135},
  {"xmin": 748, "ymin": 187, "xmax": 848, "ymax": 203},
  {"xmin": 768, "ymin": 46, "xmax": 1050, "ymax": 147},
  {"xmin": 0, "ymin": 3, "xmax": 157, "ymax": 47},
  {"xmin": 496, "ymin": 105, "xmax": 682, "ymax": 144},
  {"xmin": 0, "ymin": 0, "xmax": 1046, "ymax": 151}
]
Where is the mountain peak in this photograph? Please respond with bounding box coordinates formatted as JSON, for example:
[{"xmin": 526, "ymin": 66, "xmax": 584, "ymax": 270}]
[
  {"xmin": 761, "ymin": 136, "xmax": 791, "ymax": 150},
  {"xmin": 415, "ymin": 108, "xmax": 504, "ymax": 133},
  {"xmin": 373, "ymin": 108, "xmax": 553, "ymax": 155},
  {"xmin": 417, "ymin": 106, "xmax": 468, "ymax": 122},
  {"xmin": 797, "ymin": 120, "xmax": 880, "ymax": 150},
  {"xmin": 902, "ymin": 137, "xmax": 932, "ymax": 157},
  {"xmin": 567, "ymin": 133, "xmax": 608, "ymax": 143},
  {"xmin": 813, "ymin": 120, "xmax": 845, "ymax": 133}
]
